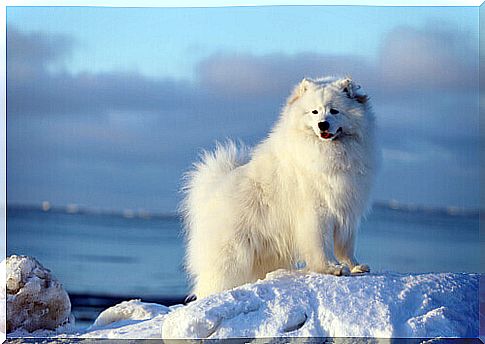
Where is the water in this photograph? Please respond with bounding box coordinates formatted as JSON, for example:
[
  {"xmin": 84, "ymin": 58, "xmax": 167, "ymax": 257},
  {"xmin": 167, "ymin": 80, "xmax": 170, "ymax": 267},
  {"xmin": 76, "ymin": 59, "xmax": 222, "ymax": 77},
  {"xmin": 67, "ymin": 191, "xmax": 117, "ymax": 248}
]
[
  {"xmin": 7, "ymin": 207, "xmax": 187, "ymax": 298},
  {"xmin": 6, "ymin": 205, "xmax": 481, "ymax": 324}
]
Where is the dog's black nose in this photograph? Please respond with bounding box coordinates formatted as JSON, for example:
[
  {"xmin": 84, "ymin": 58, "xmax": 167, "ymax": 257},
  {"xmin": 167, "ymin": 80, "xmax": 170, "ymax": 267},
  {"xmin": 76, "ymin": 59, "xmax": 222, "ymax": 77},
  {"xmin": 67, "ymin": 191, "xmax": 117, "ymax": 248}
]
[{"xmin": 318, "ymin": 121, "xmax": 330, "ymax": 131}]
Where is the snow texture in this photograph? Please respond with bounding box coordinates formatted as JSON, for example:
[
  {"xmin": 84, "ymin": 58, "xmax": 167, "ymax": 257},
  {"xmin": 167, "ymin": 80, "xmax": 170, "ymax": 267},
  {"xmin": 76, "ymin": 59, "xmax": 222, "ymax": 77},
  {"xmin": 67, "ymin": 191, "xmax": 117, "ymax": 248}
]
[
  {"xmin": 3, "ymin": 255, "xmax": 73, "ymax": 333},
  {"xmin": 78, "ymin": 270, "xmax": 478, "ymax": 340}
]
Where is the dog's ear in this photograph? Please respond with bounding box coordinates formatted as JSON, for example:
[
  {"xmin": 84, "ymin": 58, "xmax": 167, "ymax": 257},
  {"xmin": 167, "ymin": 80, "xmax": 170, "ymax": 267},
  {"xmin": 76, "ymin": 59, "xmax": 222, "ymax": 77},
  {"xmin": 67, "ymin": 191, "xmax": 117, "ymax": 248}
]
[
  {"xmin": 288, "ymin": 78, "xmax": 313, "ymax": 105},
  {"xmin": 338, "ymin": 77, "xmax": 368, "ymax": 104}
]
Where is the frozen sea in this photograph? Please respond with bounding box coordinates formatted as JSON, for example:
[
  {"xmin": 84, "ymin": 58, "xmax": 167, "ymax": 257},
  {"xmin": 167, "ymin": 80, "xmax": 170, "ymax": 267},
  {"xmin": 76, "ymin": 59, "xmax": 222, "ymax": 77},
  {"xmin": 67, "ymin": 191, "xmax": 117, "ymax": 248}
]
[{"xmin": 6, "ymin": 203, "xmax": 481, "ymax": 325}]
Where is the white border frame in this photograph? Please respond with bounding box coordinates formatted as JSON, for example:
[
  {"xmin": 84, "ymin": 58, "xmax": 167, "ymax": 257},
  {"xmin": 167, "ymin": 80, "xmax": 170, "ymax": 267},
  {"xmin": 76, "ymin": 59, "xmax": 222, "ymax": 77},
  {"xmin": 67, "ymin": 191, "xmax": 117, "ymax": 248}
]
[
  {"xmin": 1, "ymin": 1, "xmax": 482, "ymax": 341},
  {"xmin": 3, "ymin": 0, "xmax": 484, "ymax": 6}
]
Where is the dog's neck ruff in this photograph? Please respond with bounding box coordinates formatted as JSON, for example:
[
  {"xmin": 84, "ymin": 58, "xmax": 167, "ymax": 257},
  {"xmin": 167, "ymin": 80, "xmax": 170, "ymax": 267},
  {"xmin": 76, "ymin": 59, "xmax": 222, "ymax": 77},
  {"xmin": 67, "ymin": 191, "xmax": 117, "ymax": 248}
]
[{"xmin": 268, "ymin": 129, "xmax": 363, "ymax": 177}]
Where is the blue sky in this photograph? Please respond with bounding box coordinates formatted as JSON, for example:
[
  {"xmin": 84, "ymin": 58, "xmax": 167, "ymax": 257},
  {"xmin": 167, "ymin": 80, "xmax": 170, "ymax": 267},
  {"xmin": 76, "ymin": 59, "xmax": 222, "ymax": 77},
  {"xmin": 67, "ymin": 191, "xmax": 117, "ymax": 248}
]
[
  {"xmin": 7, "ymin": 5, "xmax": 480, "ymax": 212},
  {"xmin": 8, "ymin": 6, "xmax": 477, "ymax": 78}
]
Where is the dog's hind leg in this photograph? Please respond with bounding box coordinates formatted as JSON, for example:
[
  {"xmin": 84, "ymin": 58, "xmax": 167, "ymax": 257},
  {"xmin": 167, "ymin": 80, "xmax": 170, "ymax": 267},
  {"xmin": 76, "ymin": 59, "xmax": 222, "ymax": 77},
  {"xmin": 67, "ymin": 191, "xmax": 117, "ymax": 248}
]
[{"xmin": 192, "ymin": 238, "xmax": 256, "ymax": 299}]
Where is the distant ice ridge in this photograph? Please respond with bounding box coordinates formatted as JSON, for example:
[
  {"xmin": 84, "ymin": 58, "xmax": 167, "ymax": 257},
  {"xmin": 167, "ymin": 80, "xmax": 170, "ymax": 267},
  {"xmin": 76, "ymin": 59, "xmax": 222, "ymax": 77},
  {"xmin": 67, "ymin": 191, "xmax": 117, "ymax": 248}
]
[{"xmin": 75, "ymin": 270, "xmax": 478, "ymax": 340}]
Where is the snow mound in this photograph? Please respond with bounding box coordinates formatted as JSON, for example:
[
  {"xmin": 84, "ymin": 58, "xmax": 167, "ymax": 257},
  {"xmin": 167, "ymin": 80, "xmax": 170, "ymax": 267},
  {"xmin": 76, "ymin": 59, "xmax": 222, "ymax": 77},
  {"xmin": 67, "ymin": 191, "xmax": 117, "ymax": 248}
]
[
  {"xmin": 162, "ymin": 270, "xmax": 478, "ymax": 339},
  {"xmin": 83, "ymin": 300, "xmax": 171, "ymax": 339},
  {"xmin": 6, "ymin": 268, "xmax": 478, "ymax": 340},
  {"xmin": 91, "ymin": 299, "xmax": 170, "ymax": 328},
  {"xmin": 3, "ymin": 255, "xmax": 73, "ymax": 333}
]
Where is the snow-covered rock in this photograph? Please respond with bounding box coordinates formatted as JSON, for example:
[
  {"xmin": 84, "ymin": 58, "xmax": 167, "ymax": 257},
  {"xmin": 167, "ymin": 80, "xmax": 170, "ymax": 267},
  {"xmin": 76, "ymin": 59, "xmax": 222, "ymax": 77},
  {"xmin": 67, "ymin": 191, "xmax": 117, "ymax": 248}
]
[
  {"xmin": 3, "ymin": 255, "xmax": 73, "ymax": 333},
  {"xmin": 80, "ymin": 270, "xmax": 478, "ymax": 340}
]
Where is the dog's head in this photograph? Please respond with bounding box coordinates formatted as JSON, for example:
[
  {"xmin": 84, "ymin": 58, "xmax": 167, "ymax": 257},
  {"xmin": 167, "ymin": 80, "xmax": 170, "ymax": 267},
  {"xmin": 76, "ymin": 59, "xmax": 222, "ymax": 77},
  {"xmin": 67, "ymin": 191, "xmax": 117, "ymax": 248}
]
[{"xmin": 287, "ymin": 76, "xmax": 370, "ymax": 142}]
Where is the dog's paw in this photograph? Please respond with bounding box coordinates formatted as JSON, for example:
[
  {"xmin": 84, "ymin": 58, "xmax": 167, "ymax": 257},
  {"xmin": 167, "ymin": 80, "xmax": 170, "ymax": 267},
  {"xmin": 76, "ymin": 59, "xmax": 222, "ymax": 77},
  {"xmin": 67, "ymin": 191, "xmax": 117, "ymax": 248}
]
[
  {"xmin": 351, "ymin": 264, "xmax": 370, "ymax": 274},
  {"xmin": 322, "ymin": 264, "xmax": 351, "ymax": 276}
]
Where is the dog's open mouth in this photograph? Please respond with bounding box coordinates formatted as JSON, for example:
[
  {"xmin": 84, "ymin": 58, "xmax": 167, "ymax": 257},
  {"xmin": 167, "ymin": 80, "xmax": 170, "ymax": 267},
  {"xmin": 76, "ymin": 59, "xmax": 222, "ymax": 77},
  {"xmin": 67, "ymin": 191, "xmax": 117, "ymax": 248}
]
[{"xmin": 320, "ymin": 127, "xmax": 343, "ymax": 140}]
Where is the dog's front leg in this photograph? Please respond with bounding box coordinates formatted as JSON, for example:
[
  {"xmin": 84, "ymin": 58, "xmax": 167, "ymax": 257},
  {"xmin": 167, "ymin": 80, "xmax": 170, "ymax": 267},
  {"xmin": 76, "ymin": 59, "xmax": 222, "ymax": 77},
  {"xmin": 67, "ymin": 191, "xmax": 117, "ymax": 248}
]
[
  {"xmin": 334, "ymin": 225, "xmax": 370, "ymax": 274},
  {"xmin": 296, "ymin": 217, "xmax": 350, "ymax": 276},
  {"xmin": 320, "ymin": 223, "xmax": 351, "ymax": 276}
]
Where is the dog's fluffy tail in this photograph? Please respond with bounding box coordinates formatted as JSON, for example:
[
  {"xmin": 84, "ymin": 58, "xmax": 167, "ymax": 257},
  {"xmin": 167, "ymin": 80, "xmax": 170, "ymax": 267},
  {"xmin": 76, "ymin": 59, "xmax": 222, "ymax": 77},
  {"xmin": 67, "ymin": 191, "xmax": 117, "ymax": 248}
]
[
  {"xmin": 179, "ymin": 140, "xmax": 249, "ymax": 230},
  {"xmin": 179, "ymin": 141, "xmax": 249, "ymax": 295}
]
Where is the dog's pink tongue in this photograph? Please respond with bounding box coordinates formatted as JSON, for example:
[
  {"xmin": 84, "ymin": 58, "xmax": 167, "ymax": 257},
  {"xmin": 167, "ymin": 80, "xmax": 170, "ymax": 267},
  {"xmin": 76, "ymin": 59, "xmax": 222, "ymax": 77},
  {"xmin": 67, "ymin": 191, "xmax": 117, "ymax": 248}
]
[{"xmin": 321, "ymin": 132, "xmax": 333, "ymax": 139}]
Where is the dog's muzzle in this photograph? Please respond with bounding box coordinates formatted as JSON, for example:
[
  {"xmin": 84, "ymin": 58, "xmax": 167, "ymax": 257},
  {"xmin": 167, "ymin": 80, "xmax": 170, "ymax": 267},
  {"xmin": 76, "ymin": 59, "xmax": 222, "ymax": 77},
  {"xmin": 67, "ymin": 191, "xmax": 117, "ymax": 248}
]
[{"xmin": 319, "ymin": 124, "xmax": 343, "ymax": 140}]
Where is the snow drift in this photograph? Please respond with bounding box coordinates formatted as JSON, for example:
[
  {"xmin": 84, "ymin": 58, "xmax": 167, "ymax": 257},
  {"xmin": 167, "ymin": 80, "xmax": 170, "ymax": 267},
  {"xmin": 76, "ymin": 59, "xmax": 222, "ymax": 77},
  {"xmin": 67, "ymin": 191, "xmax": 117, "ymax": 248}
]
[{"xmin": 81, "ymin": 269, "xmax": 478, "ymax": 340}]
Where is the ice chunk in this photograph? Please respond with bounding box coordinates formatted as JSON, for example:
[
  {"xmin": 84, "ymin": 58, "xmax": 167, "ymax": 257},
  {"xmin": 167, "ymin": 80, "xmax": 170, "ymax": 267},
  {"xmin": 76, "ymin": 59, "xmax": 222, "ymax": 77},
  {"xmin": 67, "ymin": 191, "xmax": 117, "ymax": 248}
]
[{"xmin": 4, "ymin": 255, "xmax": 73, "ymax": 333}]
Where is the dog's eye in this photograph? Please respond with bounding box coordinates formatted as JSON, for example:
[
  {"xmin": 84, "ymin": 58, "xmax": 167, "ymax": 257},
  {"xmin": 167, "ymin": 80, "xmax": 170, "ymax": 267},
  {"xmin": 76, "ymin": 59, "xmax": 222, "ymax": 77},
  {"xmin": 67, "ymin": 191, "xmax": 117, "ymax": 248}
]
[
  {"xmin": 330, "ymin": 108, "xmax": 339, "ymax": 115},
  {"xmin": 312, "ymin": 110, "xmax": 318, "ymax": 114}
]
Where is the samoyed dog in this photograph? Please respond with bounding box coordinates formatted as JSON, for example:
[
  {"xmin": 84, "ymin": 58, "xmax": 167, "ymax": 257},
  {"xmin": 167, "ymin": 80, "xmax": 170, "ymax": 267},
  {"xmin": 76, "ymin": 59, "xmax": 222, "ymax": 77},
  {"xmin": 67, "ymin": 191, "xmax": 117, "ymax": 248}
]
[{"xmin": 181, "ymin": 76, "xmax": 377, "ymax": 299}]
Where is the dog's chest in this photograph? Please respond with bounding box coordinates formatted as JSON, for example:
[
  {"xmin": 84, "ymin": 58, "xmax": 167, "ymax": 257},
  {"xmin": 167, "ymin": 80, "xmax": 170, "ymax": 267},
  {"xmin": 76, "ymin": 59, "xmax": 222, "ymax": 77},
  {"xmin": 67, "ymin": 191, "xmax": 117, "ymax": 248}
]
[{"xmin": 313, "ymin": 171, "xmax": 363, "ymax": 213}]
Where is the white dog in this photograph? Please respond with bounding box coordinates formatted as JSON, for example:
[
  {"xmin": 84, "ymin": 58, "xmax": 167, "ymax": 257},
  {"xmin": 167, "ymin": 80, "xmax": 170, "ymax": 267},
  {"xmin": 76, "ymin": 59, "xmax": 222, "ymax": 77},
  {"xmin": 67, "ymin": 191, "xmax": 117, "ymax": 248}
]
[{"xmin": 181, "ymin": 76, "xmax": 378, "ymax": 299}]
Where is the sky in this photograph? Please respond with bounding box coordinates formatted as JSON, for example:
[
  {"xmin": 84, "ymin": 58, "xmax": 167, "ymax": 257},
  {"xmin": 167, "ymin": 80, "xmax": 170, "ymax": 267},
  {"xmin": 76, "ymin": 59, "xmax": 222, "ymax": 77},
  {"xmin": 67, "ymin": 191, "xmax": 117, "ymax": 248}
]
[{"xmin": 6, "ymin": 5, "xmax": 480, "ymax": 212}]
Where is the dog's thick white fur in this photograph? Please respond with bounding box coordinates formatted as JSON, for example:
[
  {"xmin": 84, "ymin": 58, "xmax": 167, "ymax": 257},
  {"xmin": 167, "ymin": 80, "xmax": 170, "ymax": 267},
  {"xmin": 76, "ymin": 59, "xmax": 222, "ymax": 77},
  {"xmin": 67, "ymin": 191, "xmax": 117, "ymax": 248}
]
[{"xmin": 181, "ymin": 76, "xmax": 378, "ymax": 299}]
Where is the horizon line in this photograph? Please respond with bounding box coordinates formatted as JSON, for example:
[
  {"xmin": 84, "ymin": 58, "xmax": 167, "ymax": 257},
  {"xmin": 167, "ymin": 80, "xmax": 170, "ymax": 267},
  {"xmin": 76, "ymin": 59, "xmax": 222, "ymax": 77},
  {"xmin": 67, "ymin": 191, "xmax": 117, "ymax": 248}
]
[{"xmin": 6, "ymin": 200, "xmax": 480, "ymax": 218}]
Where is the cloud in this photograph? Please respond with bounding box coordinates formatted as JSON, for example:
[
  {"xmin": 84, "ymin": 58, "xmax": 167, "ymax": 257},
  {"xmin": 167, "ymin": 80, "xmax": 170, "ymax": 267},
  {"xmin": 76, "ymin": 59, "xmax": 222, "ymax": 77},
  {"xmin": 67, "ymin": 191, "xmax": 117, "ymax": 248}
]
[
  {"xmin": 196, "ymin": 52, "xmax": 374, "ymax": 99},
  {"xmin": 7, "ymin": 26, "xmax": 73, "ymax": 79},
  {"xmin": 378, "ymin": 23, "xmax": 477, "ymax": 92},
  {"xmin": 198, "ymin": 23, "xmax": 477, "ymax": 100},
  {"xmin": 8, "ymin": 22, "xmax": 477, "ymax": 115},
  {"xmin": 6, "ymin": 22, "xmax": 479, "ymax": 210}
]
